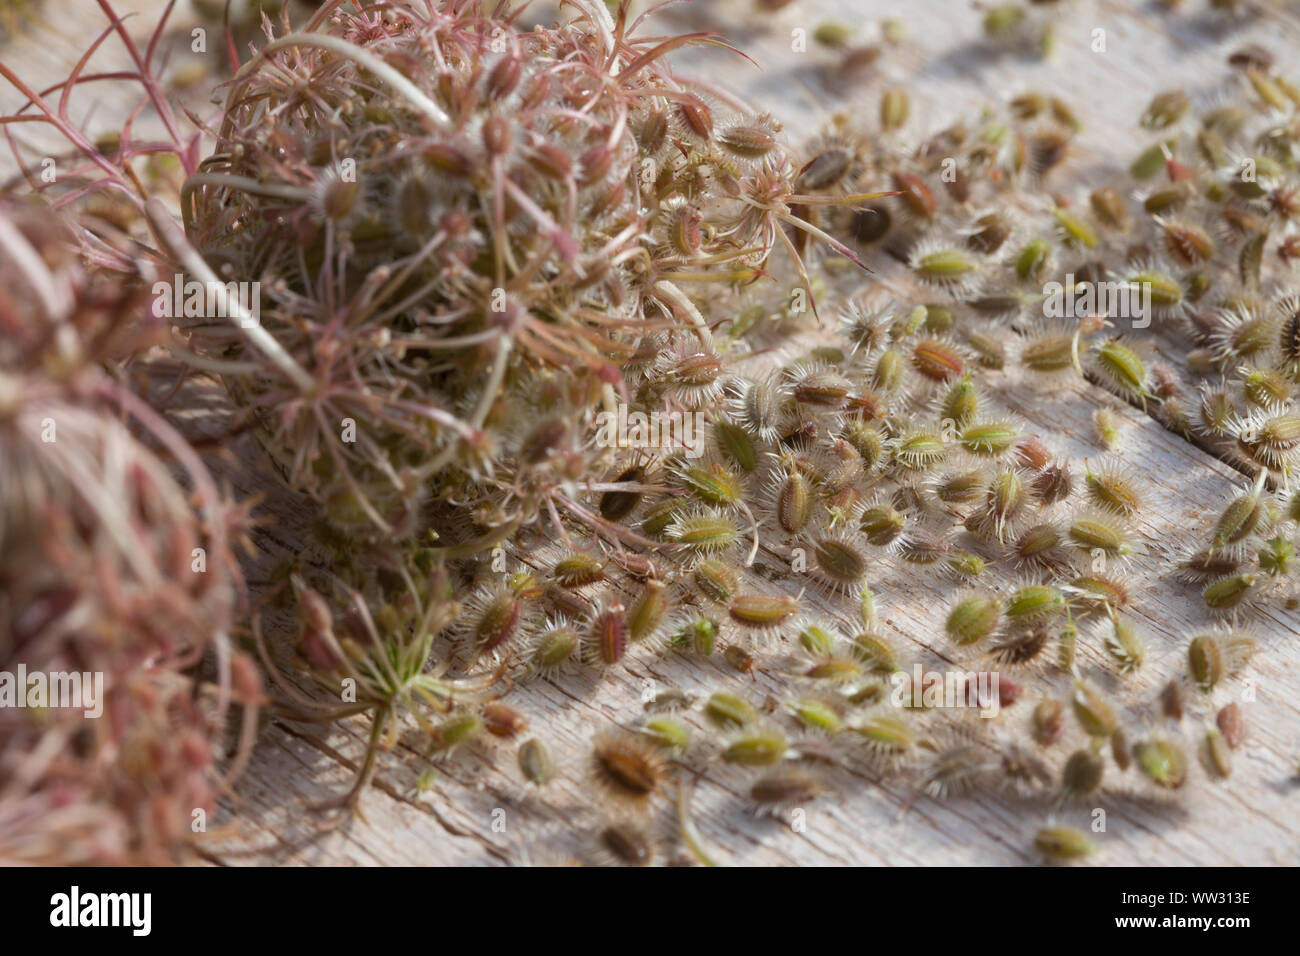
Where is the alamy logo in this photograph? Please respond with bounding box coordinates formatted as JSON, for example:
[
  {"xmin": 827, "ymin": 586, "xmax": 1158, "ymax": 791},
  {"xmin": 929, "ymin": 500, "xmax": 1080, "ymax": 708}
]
[
  {"xmin": 0, "ymin": 665, "xmax": 103, "ymax": 718},
  {"xmin": 49, "ymin": 886, "xmax": 151, "ymax": 936},
  {"xmin": 1042, "ymin": 273, "xmax": 1152, "ymax": 329},
  {"xmin": 152, "ymin": 273, "xmax": 261, "ymax": 327},
  {"xmin": 890, "ymin": 665, "xmax": 1002, "ymax": 718},
  {"xmin": 594, "ymin": 404, "xmax": 707, "ymax": 458}
]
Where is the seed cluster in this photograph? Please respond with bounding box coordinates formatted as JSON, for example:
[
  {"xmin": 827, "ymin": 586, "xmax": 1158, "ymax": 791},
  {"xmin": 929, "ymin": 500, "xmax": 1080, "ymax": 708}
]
[{"xmin": 1, "ymin": 0, "xmax": 1297, "ymax": 865}]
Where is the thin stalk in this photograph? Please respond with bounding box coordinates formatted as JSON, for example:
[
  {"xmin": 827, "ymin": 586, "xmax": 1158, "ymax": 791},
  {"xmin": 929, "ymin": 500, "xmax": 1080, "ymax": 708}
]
[{"xmin": 143, "ymin": 198, "xmax": 316, "ymax": 394}]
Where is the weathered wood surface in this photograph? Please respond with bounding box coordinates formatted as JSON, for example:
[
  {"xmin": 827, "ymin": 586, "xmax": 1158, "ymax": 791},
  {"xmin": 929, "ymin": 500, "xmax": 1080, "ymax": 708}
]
[{"xmin": 3, "ymin": 0, "xmax": 1300, "ymax": 866}]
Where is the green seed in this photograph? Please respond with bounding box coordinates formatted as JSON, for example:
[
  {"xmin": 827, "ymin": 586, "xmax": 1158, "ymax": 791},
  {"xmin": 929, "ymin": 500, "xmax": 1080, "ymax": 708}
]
[
  {"xmin": 640, "ymin": 500, "xmax": 680, "ymax": 536},
  {"xmin": 667, "ymin": 508, "xmax": 740, "ymax": 553},
  {"xmin": 1084, "ymin": 467, "xmax": 1142, "ymax": 516},
  {"xmin": 1053, "ymin": 207, "xmax": 1097, "ymax": 248},
  {"xmin": 892, "ymin": 428, "xmax": 949, "ymax": 470},
  {"xmin": 531, "ymin": 625, "xmax": 579, "ymax": 670},
  {"xmin": 1068, "ymin": 514, "xmax": 1133, "ymax": 557},
  {"xmin": 851, "ymin": 631, "xmax": 901, "ymax": 672},
  {"xmin": 1130, "ymin": 139, "xmax": 1175, "ymax": 179},
  {"xmin": 1021, "ymin": 332, "xmax": 1075, "ymax": 372},
  {"xmin": 1006, "ymin": 584, "xmax": 1066, "ymax": 622},
  {"xmin": 872, "ymin": 349, "xmax": 908, "ymax": 392},
  {"xmin": 948, "ymin": 549, "xmax": 986, "ymax": 579},
  {"xmin": 939, "ymin": 376, "xmax": 980, "ymax": 428},
  {"xmin": 791, "ymin": 698, "xmax": 844, "ymax": 734},
  {"xmin": 627, "ymin": 580, "xmax": 668, "ymax": 642},
  {"xmin": 1212, "ymin": 489, "xmax": 1264, "ymax": 549},
  {"xmin": 694, "ymin": 558, "xmax": 740, "ymax": 603},
  {"xmin": 706, "ymin": 691, "xmax": 757, "ymax": 728},
  {"xmin": 677, "ymin": 462, "xmax": 744, "ymax": 507},
  {"xmin": 1015, "ymin": 522, "xmax": 1064, "ymax": 567},
  {"xmin": 1057, "ymin": 622, "xmax": 1078, "ymax": 671},
  {"xmin": 714, "ymin": 419, "xmax": 760, "ymax": 473},
  {"xmin": 850, "ymin": 714, "xmax": 915, "ymax": 754},
  {"xmin": 804, "ymin": 656, "xmax": 866, "ymax": 682},
  {"xmin": 983, "ymin": 4, "xmax": 1025, "ymax": 38},
  {"xmin": 880, "ymin": 88, "xmax": 910, "ymax": 131},
  {"xmin": 729, "ymin": 594, "xmax": 798, "ymax": 628},
  {"xmin": 1187, "ymin": 634, "xmax": 1224, "ymax": 690},
  {"xmin": 1072, "ymin": 681, "xmax": 1117, "ymax": 739},
  {"xmin": 1104, "ymin": 615, "xmax": 1145, "ymax": 673},
  {"xmin": 1201, "ymin": 730, "xmax": 1232, "ymax": 780},
  {"xmin": 670, "ymin": 613, "xmax": 717, "ymax": 656},
  {"xmin": 1061, "ymin": 749, "xmax": 1105, "ymax": 797},
  {"xmin": 813, "ymin": 537, "xmax": 868, "ymax": 587},
  {"xmin": 642, "ymin": 717, "xmax": 691, "ymax": 751},
  {"xmin": 946, "ymin": 594, "xmax": 1001, "ymax": 646},
  {"xmin": 554, "ymin": 553, "xmax": 605, "ymax": 588},
  {"xmin": 1141, "ymin": 90, "xmax": 1190, "ymax": 130},
  {"xmin": 724, "ymin": 730, "xmax": 788, "ymax": 766},
  {"xmin": 960, "ymin": 419, "xmax": 1021, "ymax": 456},
  {"xmin": 798, "ymin": 621, "xmax": 837, "ymax": 655},
  {"xmin": 860, "ymin": 502, "xmax": 906, "ymax": 546},
  {"xmin": 433, "ymin": 713, "xmax": 483, "ymax": 750},
  {"xmin": 913, "ymin": 248, "xmax": 979, "ymax": 283},
  {"xmin": 1093, "ymin": 341, "xmax": 1151, "ymax": 399},
  {"xmin": 1135, "ymin": 737, "xmax": 1188, "ymax": 789},
  {"xmin": 1202, "ymin": 574, "xmax": 1255, "ymax": 610},
  {"xmin": 1034, "ymin": 826, "xmax": 1096, "ymax": 860},
  {"xmin": 1089, "ymin": 187, "xmax": 1129, "ymax": 232},
  {"xmin": 1015, "ymin": 238, "xmax": 1052, "ymax": 281},
  {"xmin": 518, "ymin": 738, "xmax": 555, "ymax": 785},
  {"xmin": 1127, "ymin": 269, "xmax": 1183, "ymax": 310}
]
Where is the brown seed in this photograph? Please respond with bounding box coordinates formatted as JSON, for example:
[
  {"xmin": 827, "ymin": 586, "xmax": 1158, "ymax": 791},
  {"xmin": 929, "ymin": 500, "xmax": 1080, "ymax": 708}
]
[
  {"xmin": 600, "ymin": 822, "xmax": 654, "ymax": 865},
  {"xmin": 1216, "ymin": 703, "xmax": 1246, "ymax": 748},
  {"xmin": 797, "ymin": 147, "xmax": 853, "ymax": 192},
  {"xmin": 591, "ymin": 603, "xmax": 628, "ymax": 665},
  {"xmin": 894, "ymin": 170, "xmax": 938, "ymax": 219},
  {"xmin": 751, "ymin": 768, "xmax": 824, "ymax": 808},
  {"xmin": 599, "ymin": 466, "xmax": 645, "ymax": 521},
  {"xmin": 1014, "ymin": 436, "xmax": 1052, "ymax": 470},
  {"xmin": 482, "ymin": 115, "xmax": 513, "ymax": 157},
  {"xmin": 678, "ymin": 97, "xmax": 713, "ymax": 139},
  {"xmin": 482, "ymin": 702, "xmax": 527, "ymax": 738},
  {"xmin": 1159, "ymin": 680, "xmax": 1184, "ymax": 721},
  {"xmin": 1032, "ymin": 697, "xmax": 1065, "ymax": 745},
  {"xmin": 777, "ymin": 470, "xmax": 813, "ymax": 533},
  {"xmin": 849, "ymin": 203, "xmax": 893, "ymax": 243},
  {"xmin": 912, "ymin": 339, "xmax": 966, "ymax": 381},
  {"xmin": 592, "ymin": 734, "xmax": 665, "ymax": 800},
  {"xmin": 718, "ymin": 123, "xmax": 779, "ymax": 158},
  {"xmin": 1111, "ymin": 726, "xmax": 1131, "ymax": 772}
]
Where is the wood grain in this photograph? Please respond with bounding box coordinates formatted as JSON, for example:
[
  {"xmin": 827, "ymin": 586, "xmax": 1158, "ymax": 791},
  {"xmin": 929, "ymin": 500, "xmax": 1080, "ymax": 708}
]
[{"xmin": 3, "ymin": 0, "xmax": 1299, "ymax": 866}]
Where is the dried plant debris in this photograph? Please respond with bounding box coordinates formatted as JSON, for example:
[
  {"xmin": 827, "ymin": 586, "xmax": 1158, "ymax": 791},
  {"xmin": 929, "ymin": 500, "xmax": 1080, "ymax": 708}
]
[{"xmin": 0, "ymin": 0, "xmax": 1297, "ymax": 866}]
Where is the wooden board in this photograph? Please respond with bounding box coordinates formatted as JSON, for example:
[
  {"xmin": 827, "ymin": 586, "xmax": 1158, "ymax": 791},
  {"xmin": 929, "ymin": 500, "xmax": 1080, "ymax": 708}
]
[{"xmin": 3, "ymin": 0, "xmax": 1300, "ymax": 866}]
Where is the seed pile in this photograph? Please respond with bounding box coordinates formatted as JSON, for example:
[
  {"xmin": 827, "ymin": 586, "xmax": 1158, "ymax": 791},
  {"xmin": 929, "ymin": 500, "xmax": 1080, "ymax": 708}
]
[{"xmin": 1, "ymin": 0, "xmax": 1297, "ymax": 865}]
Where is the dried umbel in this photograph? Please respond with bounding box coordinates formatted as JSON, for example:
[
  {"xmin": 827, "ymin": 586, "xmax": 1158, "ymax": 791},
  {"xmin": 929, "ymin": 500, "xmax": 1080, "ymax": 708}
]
[
  {"xmin": 179, "ymin": 0, "xmax": 878, "ymax": 548},
  {"xmin": 0, "ymin": 202, "xmax": 258, "ymax": 864}
]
